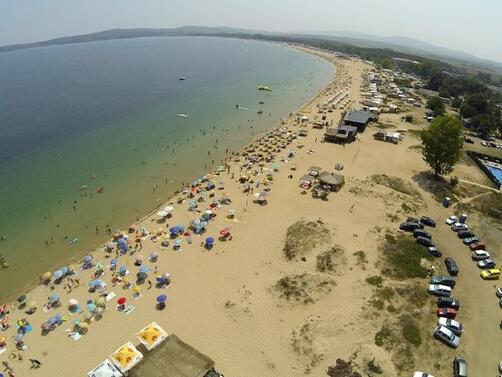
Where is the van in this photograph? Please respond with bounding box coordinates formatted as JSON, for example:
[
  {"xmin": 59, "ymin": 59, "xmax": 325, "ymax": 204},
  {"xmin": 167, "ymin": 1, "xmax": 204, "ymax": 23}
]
[{"xmin": 453, "ymin": 356, "xmax": 467, "ymax": 377}]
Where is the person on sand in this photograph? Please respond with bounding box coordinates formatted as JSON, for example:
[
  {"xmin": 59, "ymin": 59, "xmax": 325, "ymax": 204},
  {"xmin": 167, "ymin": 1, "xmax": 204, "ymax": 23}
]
[
  {"xmin": 147, "ymin": 280, "xmax": 152, "ymax": 290},
  {"xmin": 29, "ymin": 359, "xmax": 41, "ymax": 369}
]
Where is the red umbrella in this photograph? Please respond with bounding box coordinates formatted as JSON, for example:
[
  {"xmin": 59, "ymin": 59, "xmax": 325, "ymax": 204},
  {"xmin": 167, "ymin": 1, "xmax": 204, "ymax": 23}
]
[{"xmin": 117, "ymin": 297, "xmax": 126, "ymax": 305}]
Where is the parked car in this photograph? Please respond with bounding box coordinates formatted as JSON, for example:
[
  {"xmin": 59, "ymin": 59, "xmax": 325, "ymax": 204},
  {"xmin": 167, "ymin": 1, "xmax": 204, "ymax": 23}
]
[
  {"xmin": 457, "ymin": 230, "xmax": 475, "ymax": 239},
  {"xmin": 477, "ymin": 259, "xmax": 496, "ymax": 269},
  {"xmin": 445, "ymin": 216, "xmax": 457, "ymax": 225},
  {"xmin": 434, "ymin": 325, "xmax": 460, "ymax": 348},
  {"xmin": 413, "ymin": 372, "xmax": 435, "ymax": 377},
  {"xmin": 445, "ymin": 257, "xmax": 459, "ymax": 275},
  {"xmin": 469, "ymin": 242, "xmax": 486, "ymax": 251},
  {"xmin": 430, "ymin": 275, "xmax": 456, "ymax": 287},
  {"xmin": 451, "ymin": 223, "xmax": 469, "ymax": 232},
  {"xmin": 407, "ymin": 217, "xmax": 420, "ymax": 223},
  {"xmin": 437, "ymin": 307, "xmax": 457, "ymax": 319},
  {"xmin": 480, "ymin": 269, "xmax": 500, "ymax": 280},
  {"xmin": 416, "ymin": 237, "xmax": 434, "ymax": 247},
  {"xmin": 413, "ymin": 229, "xmax": 432, "ymax": 239},
  {"xmin": 453, "ymin": 356, "xmax": 468, "ymax": 377},
  {"xmin": 437, "ymin": 297, "xmax": 460, "ymax": 310},
  {"xmin": 399, "ymin": 221, "xmax": 423, "ymax": 232},
  {"xmin": 472, "ymin": 250, "xmax": 490, "ymax": 260},
  {"xmin": 464, "ymin": 138, "xmax": 474, "ymax": 144},
  {"xmin": 496, "ymin": 288, "xmax": 502, "ymax": 297},
  {"xmin": 420, "ymin": 216, "xmax": 436, "ymax": 227},
  {"xmin": 428, "ymin": 284, "xmax": 452, "ymax": 297},
  {"xmin": 463, "ymin": 237, "xmax": 479, "ymax": 245},
  {"xmin": 438, "ymin": 317, "xmax": 463, "ymax": 336},
  {"xmin": 427, "ymin": 246, "xmax": 442, "ymax": 257}
]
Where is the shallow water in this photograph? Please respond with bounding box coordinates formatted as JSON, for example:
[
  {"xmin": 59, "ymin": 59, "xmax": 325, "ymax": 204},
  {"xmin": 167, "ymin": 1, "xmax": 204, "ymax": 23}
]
[{"xmin": 0, "ymin": 36, "xmax": 334, "ymax": 300}]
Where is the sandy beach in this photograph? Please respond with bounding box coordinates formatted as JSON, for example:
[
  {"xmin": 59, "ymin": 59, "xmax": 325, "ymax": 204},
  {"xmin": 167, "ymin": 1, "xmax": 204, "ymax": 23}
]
[{"xmin": 0, "ymin": 44, "xmax": 500, "ymax": 377}]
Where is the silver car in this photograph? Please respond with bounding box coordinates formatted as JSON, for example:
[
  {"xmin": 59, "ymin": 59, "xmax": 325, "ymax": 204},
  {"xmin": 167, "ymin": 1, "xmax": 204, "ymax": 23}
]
[
  {"xmin": 434, "ymin": 325, "xmax": 460, "ymax": 348},
  {"xmin": 472, "ymin": 250, "xmax": 490, "ymax": 260},
  {"xmin": 438, "ymin": 317, "xmax": 463, "ymax": 336}
]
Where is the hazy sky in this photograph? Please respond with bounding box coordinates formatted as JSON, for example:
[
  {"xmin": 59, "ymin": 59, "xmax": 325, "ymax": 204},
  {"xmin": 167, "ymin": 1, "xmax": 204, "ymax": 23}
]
[{"xmin": 1, "ymin": 0, "xmax": 500, "ymax": 62}]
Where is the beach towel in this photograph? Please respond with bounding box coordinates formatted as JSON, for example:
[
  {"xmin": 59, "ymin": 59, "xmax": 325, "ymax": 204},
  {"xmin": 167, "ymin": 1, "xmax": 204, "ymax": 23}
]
[
  {"xmin": 123, "ymin": 305, "xmax": 135, "ymax": 315},
  {"xmin": 106, "ymin": 292, "xmax": 116, "ymax": 301}
]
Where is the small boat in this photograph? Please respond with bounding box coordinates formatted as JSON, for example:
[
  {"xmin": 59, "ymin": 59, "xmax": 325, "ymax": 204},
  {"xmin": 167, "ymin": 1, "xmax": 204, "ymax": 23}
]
[
  {"xmin": 257, "ymin": 110, "xmax": 263, "ymax": 115},
  {"xmin": 79, "ymin": 185, "xmax": 88, "ymax": 190},
  {"xmin": 179, "ymin": 77, "xmax": 187, "ymax": 81},
  {"xmin": 96, "ymin": 186, "xmax": 104, "ymax": 193},
  {"xmin": 236, "ymin": 106, "xmax": 248, "ymax": 111},
  {"xmin": 176, "ymin": 113, "xmax": 188, "ymax": 118},
  {"xmin": 258, "ymin": 85, "xmax": 272, "ymax": 92},
  {"xmin": 0, "ymin": 254, "xmax": 9, "ymax": 268},
  {"xmin": 259, "ymin": 101, "xmax": 265, "ymax": 105},
  {"xmin": 69, "ymin": 238, "xmax": 78, "ymax": 245}
]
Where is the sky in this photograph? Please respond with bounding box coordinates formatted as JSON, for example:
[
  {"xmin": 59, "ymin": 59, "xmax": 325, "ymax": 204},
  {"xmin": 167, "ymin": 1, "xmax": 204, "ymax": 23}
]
[{"xmin": 1, "ymin": 0, "xmax": 501, "ymax": 62}]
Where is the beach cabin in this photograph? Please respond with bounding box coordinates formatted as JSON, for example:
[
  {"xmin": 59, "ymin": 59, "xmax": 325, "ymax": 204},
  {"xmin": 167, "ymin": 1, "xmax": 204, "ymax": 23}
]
[
  {"xmin": 319, "ymin": 172, "xmax": 345, "ymax": 192},
  {"xmin": 324, "ymin": 126, "xmax": 357, "ymax": 144},
  {"xmin": 343, "ymin": 110, "xmax": 375, "ymax": 132}
]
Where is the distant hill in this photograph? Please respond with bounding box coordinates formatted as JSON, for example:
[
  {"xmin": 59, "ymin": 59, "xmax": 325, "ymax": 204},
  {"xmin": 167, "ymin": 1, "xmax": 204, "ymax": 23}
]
[{"xmin": 1, "ymin": 26, "xmax": 501, "ymax": 75}]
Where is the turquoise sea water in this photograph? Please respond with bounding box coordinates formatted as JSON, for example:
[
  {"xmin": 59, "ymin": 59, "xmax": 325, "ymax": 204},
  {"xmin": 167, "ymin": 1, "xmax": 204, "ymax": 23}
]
[{"xmin": 0, "ymin": 36, "xmax": 334, "ymax": 300}]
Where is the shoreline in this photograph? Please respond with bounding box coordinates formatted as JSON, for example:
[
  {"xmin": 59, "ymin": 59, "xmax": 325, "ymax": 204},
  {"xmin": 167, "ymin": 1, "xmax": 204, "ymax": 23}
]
[{"xmin": 2, "ymin": 42, "xmax": 338, "ymax": 304}]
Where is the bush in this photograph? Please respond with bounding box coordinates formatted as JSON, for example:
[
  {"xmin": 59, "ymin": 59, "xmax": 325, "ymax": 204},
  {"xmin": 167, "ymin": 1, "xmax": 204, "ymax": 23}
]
[
  {"xmin": 376, "ymin": 286, "xmax": 395, "ymax": 301},
  {"xmin": 367, "ymin": 359, "xmax": 383, "ymax": 374},
  {"xmin": 374, "ymin": 326, "xmax": 396, "ymax": 347},
  {"xmin": 366, "ymin": 275, "xmax": 383, "ymax": 287},
  {"xmin": 371, "ymin": 299, "xmax": 384, "ymax": 310},
  {"xmin": 401, "ymin": 317, "xmax": 422, "ymax": 347}
]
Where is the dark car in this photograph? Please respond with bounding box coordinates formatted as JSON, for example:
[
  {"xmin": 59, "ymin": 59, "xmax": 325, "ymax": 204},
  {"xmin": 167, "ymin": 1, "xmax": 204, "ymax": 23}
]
[
  {"xmin": 437, "ymin": 297, "xmax": 460, "ymax": 310},
  {"xmin": 430, "ymin": 275, "xmax": 456, "ymax": 287},
  {"xmin": 420, "ymin": 216, "xmax": 436, "ymax": 227},
  {"xmin": 453, "ymin": 356, "xmax": 468, "ymax": 377},
  {"xmin": 427, "ymin": 246, "xmax": 442, "ymax": 257},
  {"xmin": 413, "ymin": 229, "xmax": 432, "ymax": 239},
  {"xmin": 445, "ymin": 257, "xmax": 459, "ymax": 275},
  {"xmin": 463, "ymin": 237, "xmax": 479, "ymax": 245},
  {"xmin": 399, "ymin": 222, "xmax": 422, "ymax": 232},
  {"xmin": 457, "ymin": 230, "xmax": 475, "ymax": 239},
  {"xmin": 406, "ymin": 217, "xmax": 419, "ymax": 223},
  {"xmin": 464, "ymin": 138, "xmax": 474, "ymax": 144},
  {"xmin": 416, "ymin": 236, "xmax": 434, "ymax": 247}
]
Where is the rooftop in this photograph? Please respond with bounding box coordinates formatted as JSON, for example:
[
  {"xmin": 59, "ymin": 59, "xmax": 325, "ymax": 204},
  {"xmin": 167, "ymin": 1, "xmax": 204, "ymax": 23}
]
[{"xmin": 344, "ymin": 110, "xmax": 372, "ymax": 125}]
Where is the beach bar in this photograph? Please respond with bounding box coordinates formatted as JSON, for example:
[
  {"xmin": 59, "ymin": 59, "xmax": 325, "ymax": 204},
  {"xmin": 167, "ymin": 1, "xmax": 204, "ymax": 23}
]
[
  {"xmin": 319, "ymin": 172, "xmax": 345, "ymax": 192},
  {"xmin": 343, "ymin": 110, "xmax": 375, "ymax": 132}
]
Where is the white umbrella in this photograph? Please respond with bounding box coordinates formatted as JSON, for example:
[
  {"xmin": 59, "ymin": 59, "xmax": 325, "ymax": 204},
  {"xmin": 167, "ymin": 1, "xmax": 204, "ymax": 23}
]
[
  {"xmin": 157, "ymin": 210, "xmax": 168, "ymax": 219},
  {"xmin": 164, "ymin": 205, "xmax": 174, "ymax": 213}
]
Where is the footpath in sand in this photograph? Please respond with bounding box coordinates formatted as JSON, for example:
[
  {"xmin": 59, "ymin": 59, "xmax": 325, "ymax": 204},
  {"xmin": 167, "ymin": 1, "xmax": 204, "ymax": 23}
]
[{"xmin": 1, "ymin": 48, "xmax": 501, "ymax": 377}]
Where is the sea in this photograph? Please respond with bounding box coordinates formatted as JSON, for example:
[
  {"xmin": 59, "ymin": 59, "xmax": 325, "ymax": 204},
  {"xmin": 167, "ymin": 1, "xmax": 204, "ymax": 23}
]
[{"xmin": 0, "ymin": 36, "xmax": 335, "ymax": 300}]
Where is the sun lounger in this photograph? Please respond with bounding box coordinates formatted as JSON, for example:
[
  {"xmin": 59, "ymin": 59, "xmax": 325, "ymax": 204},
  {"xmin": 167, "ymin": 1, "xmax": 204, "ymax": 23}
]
[{"xmin": 123, "ymin": 305, "xmax": 135, "ymax": 315}]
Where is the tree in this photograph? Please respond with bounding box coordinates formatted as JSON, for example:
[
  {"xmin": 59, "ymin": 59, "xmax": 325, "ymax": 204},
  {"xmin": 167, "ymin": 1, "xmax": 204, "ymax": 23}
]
[
  {"xmin": 421, "ymin": 116, "xmax": 464, "ymax": 176},
  {"xmin": 427, "ymin": 96, "xmax": 445, "ymax": 116},
  {"xmin": 451, "ymin": 97, "xmax": 462, "ymax": 109}
]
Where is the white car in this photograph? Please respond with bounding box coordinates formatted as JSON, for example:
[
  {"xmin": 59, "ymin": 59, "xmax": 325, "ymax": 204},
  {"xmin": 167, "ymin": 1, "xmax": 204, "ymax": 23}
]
[
  {"xmin": 434, "ymin": 325, "xmax": 460, "ymax": 348},
  {"xmin": 413, "ymin": 372, "xmax": 435, "ymax": 377},
  {"xmin": 438, "ymin": 317, "xmax": 463, "ymax": 336},
  {"xmin": 496, "ymin": 288, "xmax": 502, "ymax": 297},
  {"xmin": 428, "ymin": 284, "xmax": 452, "ymax": 297},
  {"xmin": 477, "ymin": 258, "xmax": 496, "ymax": 268},
  {"xmin": 481, "ymin": 140, "xmax": 488, "ymax": 146},
  {"xmin": 445, "ymin": 215, "xmax": 457, "ymax": 225},
  {"xmin": 472, "ymin": 250, "xmax": 490, "ymax": 260}
]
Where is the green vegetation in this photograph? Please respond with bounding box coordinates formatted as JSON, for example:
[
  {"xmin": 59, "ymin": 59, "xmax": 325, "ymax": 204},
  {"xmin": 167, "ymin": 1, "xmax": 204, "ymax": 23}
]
[
  {"xmin": 460, "ymin": 93, "xmax": 502, "ymax": 136},
  {"xmin": 371, "ymin": 299, "xmax": 385, "ymax": 310},
  {"xmin": 371, "ymin": 174, "xmax": 421, "ymax": 198},
  {"xmin": 426, "ymin": 96, "xmax": 445, "ymax": 116},
  {"xmin": 380, "ymin": 233, "xmax": 432, "ymax": 279},
  {"xmin": 367, "ymin": 359, "xmax": 383, "ymax": 375},
  {"xmin": 401, "ymin": 316, "xmax": 422, "ymax": 347},
  {"xmin": 366, "ymin": 275, "xmax": 383, "ymax": 287},
  {"xmin": 421, "ymin": 115, "xmax": 464, "ymax": 176},
  {"xmin": 353, "ymin": 250, "xmax": 368, "ymax": 268},
  {"xmin": 316, "ymin": 245, "xmax": 344, "ymax": 273},
  {"xmin": 376, "ymin": 286, "xmax": 395, "ymax": 301},
  {"xmin": 374, "ymin": 325, "xmax": 398, "ymax": 348},
  {"xmin": 283, "ymin": 220, "xmax": 330, "ymax": 260}
]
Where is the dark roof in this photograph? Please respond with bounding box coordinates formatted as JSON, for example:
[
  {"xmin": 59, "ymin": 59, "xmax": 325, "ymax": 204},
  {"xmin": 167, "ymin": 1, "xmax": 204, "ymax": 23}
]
[
  {"xmin": 129, "ymin": 335, "xmax": 214, "ymax": 377},
  {"xmin": 344, "ymin": 111, "xmax": 372, "ymax": 125},
  {"xmin": 319, "ymin": 172, "xmax": 345, "ymax": 186},
  {"xmin": 338, "ymin": 125, "xmax": 358, "ymax": 133}
]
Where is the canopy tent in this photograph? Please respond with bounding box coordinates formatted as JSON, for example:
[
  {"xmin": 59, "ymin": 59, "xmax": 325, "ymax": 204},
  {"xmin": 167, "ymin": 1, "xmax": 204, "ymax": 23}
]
[
  {"xmin": 110, "ymin": 342, "xmax": 143, "ymax": 373},
  {"xmin": 135, "ymin": 322, "xmax": 168, "ymax": 351},
  {"xmin": 88, "ymin": 359, "xmax": 123, "ymax": 377}
]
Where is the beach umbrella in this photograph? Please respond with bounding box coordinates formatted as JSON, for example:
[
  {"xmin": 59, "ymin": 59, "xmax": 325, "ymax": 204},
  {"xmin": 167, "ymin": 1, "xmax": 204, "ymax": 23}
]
[
  {"xmin": 52, "ymin": 270, "xmax": 64, "ymax": 280},
  {"xmin": 68, "ymin": 298, "xmax": 79, "ymax": 306},
  {"xmin": 201, "ymin": 213, "xmax": 211, "ymax": 222},
  {"xmin": 96, "ymin": 263, "xmax": 104, "ymax": 271},
  {"xmin": 157, "ymin": 210, "xmax": 168, "ymax": 219},
  {"xmin": 88, "ymin": 279, "xmax": 103, "ymax": 289},
  {"xmin": 137, "ymin": 272, "xmax": 148, "ymax": 280},
  {"xmin": 132, "ymin": 285, "xmax": 141, "ymax": 294},
  {"xmin": 49, "ymin": 293, "xmax": 59, "ymax": 303},
  {"xmin": 83, "ymin": 312, "xmax": 94, "ymax": 322},
  {"xmin": 110, "ymin": 258, "xmax": 117, "ymax": 266},
  {"xmin": 204, "ymin": 209, "xmax": 213, "ymax": 215},
  {"xmin": 149, "ymin": 251, "xmax": 158, "ymax": 260},
  {"xmin": 164, "ymin": 205, "xmax": 174, "ymax": 213},
  {"xmin": 16, "ymin": 319, "xmax": 28, "ymax": 328},
  {"xmin": 174, "ymin": 239, "xmax": 182, "ymax": 247},
  {"xmin": 160, "ymin": 240, "xmax": 169, "ymax": 247},
  {"xmin": 48, "ymin": 315, "xmax": 61, "ymax": 325},
  {"xmin": 41, "ymin": 271, "xmax": 52, "ymax": 281},
  {"xmin": 205, "ymin": 237, "xmax": 214, "ymax": 246},
  {"xmin": 156, "ymin": 295, "xmax": 168, "ymax": 303},
  {"xmin": 87, "ymin": 303, "xmax": 97, "ymax": 312},
  {"xmin": 83, "ymin": 255, "xmax": 93, "ymax": 263},
  {"xmin": 117, "ymin": 297, "xmax": 127, "ymax": 306},
  {"xmin": 169, "ymin": 226, "xmax": 180, "ymax": 235},
  {"xmin": 94, "ymin": 297, "xmax": 106, "ymax": 308},
  {"xmin": 119, "ymin": 265, "xmax": 128, "ymax": 275},
  {"xmin": 139, "ymin": 266, "xmax": 150, "ymax": 274},
  {"xmin": 60, "ymin": 266, "xmax": 69, "ymax": 275}
]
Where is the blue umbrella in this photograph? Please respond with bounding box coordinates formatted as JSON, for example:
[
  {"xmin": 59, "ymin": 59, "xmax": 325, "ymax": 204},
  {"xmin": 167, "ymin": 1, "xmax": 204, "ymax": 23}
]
[
  {"xmin": 174, "ymin": 239, "xmax": 182, "ymax": 246},
  {"xmin": 169, "ymin": 226, "xmax": 180, "ymax": 235},
  {"xmin": 205, "ymin": 237, "xmax": 214, "ymax": 246},
  {"xmin": 189, "ymin": 200, "xmax": 197, "ymax": 208},
  {"xmin": 139, "ymin": 266, "xmax": 150, "ymax": 274},
  {"xmin": 60, "ymin": 266, "xmax": 69, "ymax": 275},
  {"xmin": 87, "ymin": 303, "xmax": 96, "ymax": 312},
  {"xmin": 88, "ymin": 279, "xmax": 103, "ymax": 288},
  {"xmin": 156, "ymin": 294, "xmax": 168, "ymax": 303},
  {"xmin": 52, "ymin": 270, "xmax": 64, "ymax": 280},
  {"xmin": 137, "ymin": 272, "xmax": 148, "ymax": 280},
  {"xmin": 83, "ymin": 255, "xmax": 93, "ymax": 263},
  {"xmin": 119, "ymin": 265, "xmax": 127, "ymax": 275},
  {"xmin": 49, "ymin": 293, "xmax": 59, "ymax": 303},
  {"xmin": 110, "ymin": 258, "xmax": 117, "ymax": 265}
]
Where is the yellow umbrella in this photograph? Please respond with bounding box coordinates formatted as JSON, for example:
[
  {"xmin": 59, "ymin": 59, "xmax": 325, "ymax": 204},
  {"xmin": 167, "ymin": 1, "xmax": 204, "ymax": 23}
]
[
  {"xmin": 136, "ymin": 322, "xmax": 167, "ymax": 350},
  {"xmin": 94, "ymin": 296, "xmax": 106, "ymax": 307},
  {"xmin": 111, "ymin": 342, "xmax": 143, "ymax": 372},
  {"xmin": 132, "ymin": 285, "xmax": 141, "ymax": 294},
  {"xmin": 41, "ymin": 272, "xmax": 52, "ymax": 281}
]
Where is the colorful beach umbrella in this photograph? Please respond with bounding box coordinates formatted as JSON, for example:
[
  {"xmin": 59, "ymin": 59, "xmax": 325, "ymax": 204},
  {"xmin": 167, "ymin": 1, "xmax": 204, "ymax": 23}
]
[
  {"xmin": 49, "ymin": 293, "xmax": 59, "ymax": 303},
  {"xmin": 139, "ymin": 266, "xmax": 150, "ymax": 274},
  {"xmin": 83, "ymin": 255, "xmax": 93, "ymax": 263},
  {"xmin": 117, "ymin": 297, "xmax": 127, "ymax": 305},
  {"xmin": 87, "ymin": 303, "xmax": 97, "ymax": 312},
  {"xmin": 52, "ymin": 270, "xmax": 64, "ymax": 280},
  {"xmin": 156, "ymin": 295, "xmax": 168, "ymax": 303},
  {"xmin": 94, "ymin": 297, "xmax": 106, "ymax": 308},
  {"xmin": 205, "ymin": 237, "xmax": 214, "ymax": 246}
]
